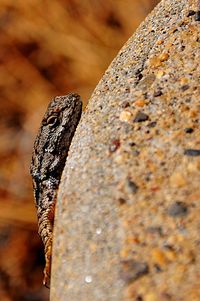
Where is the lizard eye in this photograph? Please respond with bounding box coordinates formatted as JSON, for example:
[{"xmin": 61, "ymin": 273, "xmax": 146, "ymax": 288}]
[{"xmin": 47, "ymin": 115, "xmax": 59, "ymax": 127}]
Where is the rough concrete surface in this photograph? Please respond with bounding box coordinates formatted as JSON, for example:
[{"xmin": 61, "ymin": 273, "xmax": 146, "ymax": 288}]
[{"xmin": 51, "ymin": 0, "xmax": 200, "ymax": 300}]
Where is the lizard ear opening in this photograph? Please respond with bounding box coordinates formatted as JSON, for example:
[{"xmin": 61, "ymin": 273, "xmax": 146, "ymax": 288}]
[{"xmin": 47, "ymin": 115, "xmax": 59, "ymax": 127}]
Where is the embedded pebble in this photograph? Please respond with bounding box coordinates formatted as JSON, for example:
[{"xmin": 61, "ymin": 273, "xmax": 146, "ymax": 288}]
[
  {"xmin": 147, "ymin": 121, "xmax": 157, "ymax": 128},
  {"xmin": 159, "ymin": 52, "xmax": 169, "ymax": 62},
  {"xmin": 187, "ymin": 10, "xmax": 195, "ymax": 17},
  {"xmin": 184, "ymin": 128, "xmax": 194, "ymax": 133},
  {"xmin": 156, "ymin": 39, "xmax": 164, "ymax": 45},
  {"xmin": 134, "ymin": 99, "xmax": 146, "ymax": 107},
  {"xmin": 120, "ymin": 110, "xmax": 132, "ymax": 122},
  {"xmin": 109, "ymin": 139, "xmax": 121, "ymax": 152},
  {"xmin": 167, "ymin": 201, "xmax": 188, "ymax": 217},
  {"xmin": 184, "ymin": 149, "xmax": 200, "ymax": 156},
  {"xmin": 153, "ymin": 90, "xmax": 163, "ymax": 97},
  {"xmin": 125, "ymin": 178, "xmax": 139, "ymax": 194},
  {"xmin": 195, "ymin": 11, "xmax": 200, "ymax": 21},
  {"xmin": 120, "ymin": 260, "xmax": 149, "ymax": 283},
  {"xmin": 133, "ymin": 111, "xmax": 149, "ymax": 122}
]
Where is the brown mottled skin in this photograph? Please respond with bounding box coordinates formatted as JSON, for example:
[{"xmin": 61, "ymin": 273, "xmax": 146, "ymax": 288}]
[{"xmin": 30, "ymin": 93, "xmax": 82, "ymax": 287}]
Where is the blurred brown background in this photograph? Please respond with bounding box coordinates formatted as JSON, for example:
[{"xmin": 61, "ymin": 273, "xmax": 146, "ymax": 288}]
[{"xmin": 0, "ymin": 1, "xmax": 159, "ymax": 300}]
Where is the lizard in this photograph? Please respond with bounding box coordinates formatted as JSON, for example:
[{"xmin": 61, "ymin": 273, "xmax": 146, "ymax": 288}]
[{"xmin": 30, "ymin": 93, "xmax": 82, "ymax": 287}]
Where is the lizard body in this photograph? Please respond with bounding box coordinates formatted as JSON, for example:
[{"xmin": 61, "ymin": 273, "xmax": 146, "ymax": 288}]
[{"xmin": 30, "ymin": 93, "xmax": 82, "ymax": 287}]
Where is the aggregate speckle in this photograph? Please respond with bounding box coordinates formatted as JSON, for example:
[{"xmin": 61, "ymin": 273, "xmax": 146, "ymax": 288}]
[
  {"xmin": 195, "ymin": 11, "xmax": 200, "ymax": 21},
  {"xmin": 120, "ymin": 260, "xmax": 149, "ymax": 283},
  {"xmin": 133, "ymin": 111, "xmax": 149, "ymax": 122},
  {"xmin": 167, "ymin": 201, "xmax": 189, "ymax": 217},
  {"xmin": 184, "ymin": 149, "xmax": 200, "ymax": 156}
]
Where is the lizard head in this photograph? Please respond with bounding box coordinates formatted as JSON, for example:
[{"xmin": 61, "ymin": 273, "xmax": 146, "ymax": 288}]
[{"xmin": 43, "ymin": 93, "xmax": 82, "ymax": 129}]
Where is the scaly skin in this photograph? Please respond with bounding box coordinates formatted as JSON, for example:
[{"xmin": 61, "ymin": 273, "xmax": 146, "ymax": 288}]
[{"xmin": 30, "ymin": 93, "xmax": 82, "ymax": 287}]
